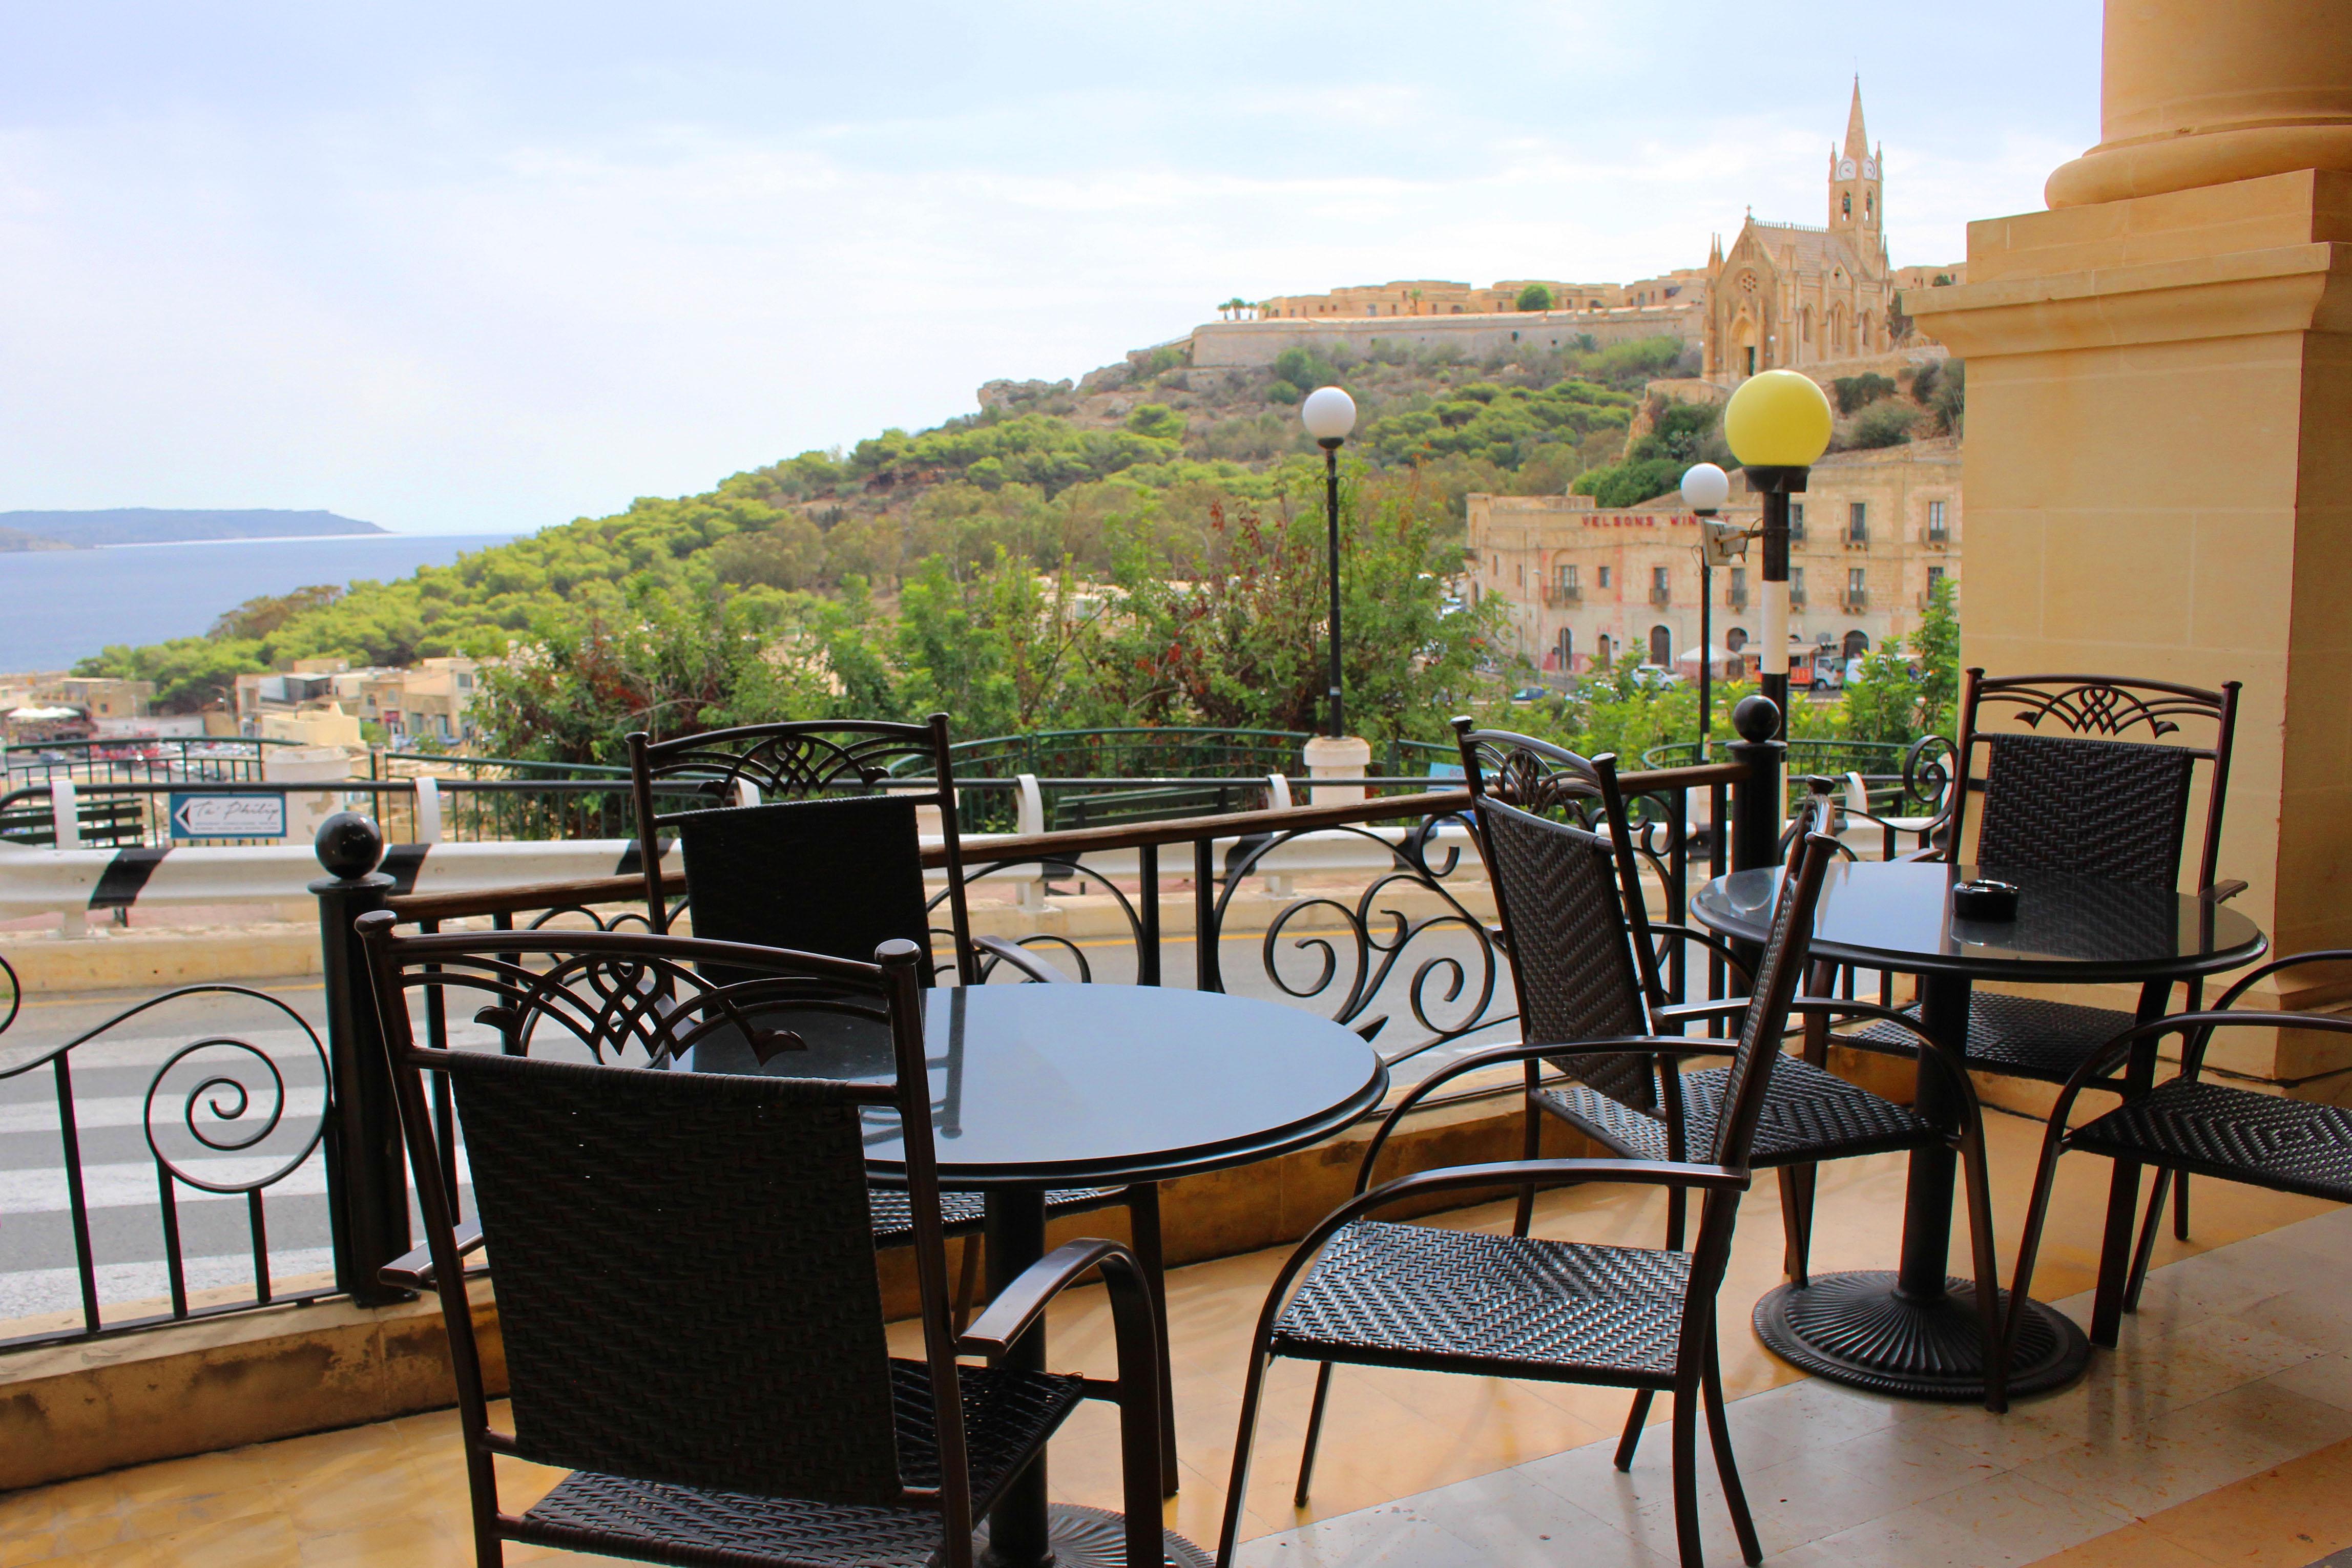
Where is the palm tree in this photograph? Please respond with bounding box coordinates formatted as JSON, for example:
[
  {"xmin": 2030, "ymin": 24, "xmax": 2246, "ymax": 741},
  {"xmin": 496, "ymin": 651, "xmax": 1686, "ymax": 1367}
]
[{"xmin": 1218, "ymin": 296, "xmax": 1251, "ymax": 321}]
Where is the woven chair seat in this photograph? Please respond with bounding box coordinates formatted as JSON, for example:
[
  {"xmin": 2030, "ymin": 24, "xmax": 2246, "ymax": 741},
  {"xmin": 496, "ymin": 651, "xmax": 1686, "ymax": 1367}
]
[
  {"xmin": 865, "ymin": 1185, "xmax": 1123, "ymax": 1244},
  {"xmin": 524, "ymin": 1361, "xmax": 1085, "ymax": 1567},
  {"xmin": 1537, "ymin": 1055, "xmax": 1934, "ymax": 1168},
  {"xmin": 1845, "ymin": 991, "xmax": 2137, "ymax": 1083},
  {"xmin": 2072, "ymin": 1080, "xmax": 2352, "ymax": 1204},
  {"xmin": 1270, "ymin": 1220, "xmax": 1690, "ymax": 1385}
]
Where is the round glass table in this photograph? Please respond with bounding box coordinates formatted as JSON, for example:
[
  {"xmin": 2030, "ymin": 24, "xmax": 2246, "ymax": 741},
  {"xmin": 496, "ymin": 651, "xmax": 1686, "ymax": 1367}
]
[
  {"xmin": 1693, "ymin": 859, "xmax": 2265, "ymax": 1402},
  {"xmin": 685, "ymin": 983, "xmax": 1389, "ymax": 1568}
]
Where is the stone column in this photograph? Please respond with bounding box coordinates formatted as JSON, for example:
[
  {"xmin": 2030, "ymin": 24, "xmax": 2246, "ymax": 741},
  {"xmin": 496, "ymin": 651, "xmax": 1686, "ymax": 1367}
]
[{"xmin": 1906, "ymin": 1, "xmax": 2352, "ymax": 1085}]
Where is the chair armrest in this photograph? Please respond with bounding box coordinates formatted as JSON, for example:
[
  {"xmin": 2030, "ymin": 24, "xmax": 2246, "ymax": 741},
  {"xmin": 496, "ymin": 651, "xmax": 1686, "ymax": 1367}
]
[
  {"xmin": 379, "ymin": 1220, "xmax": 484, "ymax": 1291},
  {"xmin": 973, "ymin": 935, "xmax": 1072, "ymax": 984},
  {"xmin": 958, "ymin": 1238, "xmax": 1142, "ymax": 1357},
  {"xmin": 1646, "ymin": 923, "xmax": 1756, "ymax": 988},
  {"xmin": 1655, "ymin": 996, "xmax": 1751, "ymax": 1026},
  {"xmin": 2203, "ymin": 880, "xmax": 2250, "ymax": 905}
]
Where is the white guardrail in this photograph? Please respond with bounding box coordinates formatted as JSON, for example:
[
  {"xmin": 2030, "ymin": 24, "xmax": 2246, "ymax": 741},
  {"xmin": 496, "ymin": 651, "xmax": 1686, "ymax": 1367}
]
[{"xmin": 0, "ymin": 817, "xmax": 1479, "ymax": 923}]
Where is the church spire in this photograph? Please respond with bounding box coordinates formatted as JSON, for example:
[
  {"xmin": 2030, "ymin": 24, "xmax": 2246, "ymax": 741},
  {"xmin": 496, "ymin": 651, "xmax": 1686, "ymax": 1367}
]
[{"xmin": 1843, "ymin": 76, "xmax": 1869, "ymax": 162}]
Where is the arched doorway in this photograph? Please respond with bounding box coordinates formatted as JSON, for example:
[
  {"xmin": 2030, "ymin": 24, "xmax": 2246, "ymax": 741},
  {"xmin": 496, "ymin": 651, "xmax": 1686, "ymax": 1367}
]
[
  {"xmin": 1842, "ymin": 629, "xmax": 1870, "ymax": 662},
  {"xmin": 1556, "ymin": 626, "xmax": 1574, "ymax": 672},
  {"xmin": 1649, "ymin": 625, "xmax": 1673, "ymax": 667},
  {"xmin": 1594, "ymin": 634, "xmax": 1613, "ymax": 670},
  {"xmin": 1725, "ymin": 627, "xmax": 1748, "ymax": 653}
]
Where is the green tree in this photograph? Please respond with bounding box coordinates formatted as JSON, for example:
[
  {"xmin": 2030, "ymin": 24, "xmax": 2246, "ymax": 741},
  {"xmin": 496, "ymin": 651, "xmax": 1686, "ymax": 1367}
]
[
  {"xmin": 211, "ymin": 584, "xmax": 344, "ymax": 640},
  {"xmin": 1913, "ymin": 572, "xmax": 1960, "ymax": 734},
  {"xmin": 1124, "ymin": 403, "xmax": 1188, "ymax": 442},
  {"xmin": 710, "ymin": 518, "xmax": 827, "ymax": 591},
  {"xmin": 1515, "ymin": 283, "xmax": 1553, "ymax": 311},
  {"xmin": 1830, "ymin": 372, "xmax": 1898, "ymax": 415}
]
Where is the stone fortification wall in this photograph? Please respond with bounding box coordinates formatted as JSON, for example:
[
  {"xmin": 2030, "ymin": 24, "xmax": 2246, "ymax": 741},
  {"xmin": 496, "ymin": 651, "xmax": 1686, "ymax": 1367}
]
[{"xmin": 1190, "ymin": 304, "xmax": 1702, "ymax": 369}]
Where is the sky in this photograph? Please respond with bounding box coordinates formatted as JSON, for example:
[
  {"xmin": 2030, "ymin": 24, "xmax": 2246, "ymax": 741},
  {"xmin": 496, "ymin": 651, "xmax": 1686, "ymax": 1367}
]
[{"xmin": 0, "ymin": 2, "xmax": 2104, "ymax": 535}]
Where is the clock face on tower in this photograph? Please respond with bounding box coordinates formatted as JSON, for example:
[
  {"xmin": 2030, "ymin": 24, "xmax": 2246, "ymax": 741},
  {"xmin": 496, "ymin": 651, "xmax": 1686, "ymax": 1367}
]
[
  {"xmin": 1861, "ymin": 158, "xmax": 1877, "ymax": 180},
  {"xmin": 1838, "ymin": 157, "xmax": 1857, "ymax": 180}
]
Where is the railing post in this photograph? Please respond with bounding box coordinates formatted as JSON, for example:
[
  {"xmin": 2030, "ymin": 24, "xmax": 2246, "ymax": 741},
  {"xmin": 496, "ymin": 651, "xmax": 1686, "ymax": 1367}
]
[
  {"xmin": 1725, "ymin": 695, "xmax": 1787, "ymax": 874},
  {"xmin": 310, "ymin": 811, "xmax": 410, "ymax": 1307}
]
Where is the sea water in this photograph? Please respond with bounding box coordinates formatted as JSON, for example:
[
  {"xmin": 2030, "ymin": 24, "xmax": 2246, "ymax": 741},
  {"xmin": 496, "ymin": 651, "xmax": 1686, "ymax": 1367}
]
[{"xmin": 0, "ymin": 532, "xmax": 533, "ymax": 670}]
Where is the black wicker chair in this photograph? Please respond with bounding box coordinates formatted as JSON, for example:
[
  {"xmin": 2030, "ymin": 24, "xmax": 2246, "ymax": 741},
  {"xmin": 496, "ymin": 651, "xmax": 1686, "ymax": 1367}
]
[
  {"xmin": 2008, "ymin": 950, "xmax": 2352, "ymax": 1349},
  {"xmin": 629, "ymin": 718, "xmax": 1176, "ymax": 1491},
  {"xmin": 1451, "ymin": 721, "xmax": 2005, "ymax": 1399},
  {"xmin": 357, "ymin": 918, "xmax": 1170, "ymax": 1568},
  {"xmin": 1842, "ymin": 671, "xmax": 2243, "ymax": 1255},
  {"xmin": 1215, "ymin": 832, "xmax": 1846, "ymax": 1568}
]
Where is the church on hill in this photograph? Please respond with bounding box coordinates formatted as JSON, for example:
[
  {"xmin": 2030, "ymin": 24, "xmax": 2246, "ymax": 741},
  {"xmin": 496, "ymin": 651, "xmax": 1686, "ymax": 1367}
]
[{"xmin": 1701, "ymin": 81, "xmax": 1937, "ymax": 380}]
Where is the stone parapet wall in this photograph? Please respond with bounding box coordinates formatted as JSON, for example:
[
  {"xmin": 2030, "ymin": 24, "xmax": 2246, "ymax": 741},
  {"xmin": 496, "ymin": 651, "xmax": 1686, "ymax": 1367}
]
[{"xmin": 1191, "ymin": 306, "xmax": 1701, "ymax": 369}]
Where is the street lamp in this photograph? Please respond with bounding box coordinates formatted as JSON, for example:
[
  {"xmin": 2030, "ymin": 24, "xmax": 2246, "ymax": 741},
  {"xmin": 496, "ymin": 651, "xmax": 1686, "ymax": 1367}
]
[
  {"xmin": 1301, "ymin": 385, "xmax": 1357, "ymax": 737},
  {"xmin": 1722, "ymin": 370, "xmax": 1833, "ymax": 737},
  {"xmin": 1679, "ymin": 461, "xmax": 1743, "ymax": 756}
]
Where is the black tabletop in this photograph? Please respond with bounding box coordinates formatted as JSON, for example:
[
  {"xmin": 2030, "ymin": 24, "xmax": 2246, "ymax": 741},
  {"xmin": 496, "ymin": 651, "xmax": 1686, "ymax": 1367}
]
[
  {"xmin": 1692, "ymin": 860, "xmax": 2266, "ymax": 983},
  {"xmin": 681, "ymin": 984, "xmax": 1388, "ymax": 1188}
]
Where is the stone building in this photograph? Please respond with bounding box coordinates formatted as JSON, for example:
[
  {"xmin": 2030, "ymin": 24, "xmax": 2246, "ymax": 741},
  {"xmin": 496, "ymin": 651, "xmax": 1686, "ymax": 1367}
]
[
  {"xmin": 1700, "ymin": 82, "xmax": 1948, "ymax": 379},
  {"xmin": 1464, "ymin": 437, "xmax": 1961, "ymax": 677}
]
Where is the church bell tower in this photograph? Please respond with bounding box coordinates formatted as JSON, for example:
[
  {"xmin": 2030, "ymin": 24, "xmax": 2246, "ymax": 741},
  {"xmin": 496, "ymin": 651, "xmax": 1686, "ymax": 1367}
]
[{"xmin": 1828, "ymin": 77, "xmax": 1884, "ymax": 274}]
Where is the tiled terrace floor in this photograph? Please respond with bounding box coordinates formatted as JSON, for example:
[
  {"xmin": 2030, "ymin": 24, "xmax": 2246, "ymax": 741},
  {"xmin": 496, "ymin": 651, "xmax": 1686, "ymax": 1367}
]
[{"xmin": 4, "ymin": 1109, "xmax": 2349, "ymax": 1566}]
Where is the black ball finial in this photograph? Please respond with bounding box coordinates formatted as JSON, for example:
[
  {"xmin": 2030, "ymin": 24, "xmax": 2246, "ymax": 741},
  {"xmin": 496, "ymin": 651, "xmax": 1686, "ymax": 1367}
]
[
  {"xmin": 315, "ymin": 812, "xmax": 385, "ymax": 880},
  {"xmin": 1731, "ymin": 695, "xmax": 1782, "ymax": 743}
]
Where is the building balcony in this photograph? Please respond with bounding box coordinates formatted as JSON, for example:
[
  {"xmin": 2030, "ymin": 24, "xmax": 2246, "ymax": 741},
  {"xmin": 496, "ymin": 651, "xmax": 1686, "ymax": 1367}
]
[
  {"xmin": 1922, "ymin": 528, "xmax": 1951, "ymax": 549},
  {"xmin": 1842, "ymin": 589, "xmax": 1871, "ymax": 611},
  {"xmin": 1725, "ymin": 590, "xmax": 1750, "ymax": 611},
  {"xmin": 1541, "ymin": 586, "xmax": 1580, "ymax": 607},
  {"xmin": 1842, "ymin": 534, "xmax": 1871, "ymax": 550},
  {"xmin": 1649, "ymin": 587, "xmax": 1672, "ymax": 607}
]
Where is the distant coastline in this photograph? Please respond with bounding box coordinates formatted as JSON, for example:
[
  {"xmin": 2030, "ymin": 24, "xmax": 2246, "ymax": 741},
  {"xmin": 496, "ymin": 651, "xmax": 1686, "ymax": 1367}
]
[{"xmin": 0, "ymin": 507, "xmax": 387, "ymax": 549}]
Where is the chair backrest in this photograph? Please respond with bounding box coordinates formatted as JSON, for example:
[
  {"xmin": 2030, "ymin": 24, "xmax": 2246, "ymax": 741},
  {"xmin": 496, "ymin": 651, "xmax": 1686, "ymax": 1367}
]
[
  {"xmin": 1453, "ymin": 720, "xmax": 1659, "ymax": 1111},
  {"xmin": 627, "ymin": 714, "xmax": 978, "ymax": 982},
  {"xmin": 1705, "ymin": 829, "xmax": 1839, "ymax": 1168},
  {"xmin": 356, "ymin": 918, "xmax": 977, "ymax": 1535},
  {"xmin": 1943, "ymin": 671, "xmax": 2239, "ymax": 892},
  {"xmin": 678, "ymin": 797, "xmax": 936, "ymax": 987}
]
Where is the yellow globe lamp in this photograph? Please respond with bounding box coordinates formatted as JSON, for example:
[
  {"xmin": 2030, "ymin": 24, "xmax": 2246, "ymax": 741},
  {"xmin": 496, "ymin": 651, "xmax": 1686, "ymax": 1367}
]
[{"xmin": 1723, "ymin": 369, "xmax": 1833, "ymax": 469}]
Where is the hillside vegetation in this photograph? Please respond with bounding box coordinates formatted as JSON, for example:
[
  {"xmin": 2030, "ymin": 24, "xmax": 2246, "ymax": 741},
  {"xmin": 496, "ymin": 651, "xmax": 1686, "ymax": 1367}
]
[{"xmin": 73, "ymin": 329, "xmax": 1959, "ymax": 759}]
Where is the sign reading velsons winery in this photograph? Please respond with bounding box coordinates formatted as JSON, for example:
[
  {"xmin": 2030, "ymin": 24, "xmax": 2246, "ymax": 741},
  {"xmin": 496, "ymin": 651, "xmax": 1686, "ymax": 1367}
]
[{"xmin": 169, "ymin": 791, "xmax": 287, "ymax": 840}]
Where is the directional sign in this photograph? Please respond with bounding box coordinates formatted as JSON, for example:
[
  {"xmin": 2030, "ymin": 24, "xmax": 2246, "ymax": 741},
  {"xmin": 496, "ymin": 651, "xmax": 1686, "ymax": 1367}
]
[{"xmin": 170, "ymin": 791, "xmax": 287, "ymax": 840}]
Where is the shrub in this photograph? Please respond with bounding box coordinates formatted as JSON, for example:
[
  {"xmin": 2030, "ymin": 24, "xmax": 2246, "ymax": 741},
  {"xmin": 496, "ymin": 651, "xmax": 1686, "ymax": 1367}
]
[
  {"xmin": 1515, "ymin": 283, "xmax": 1554, "ymax": 311},
  {"xmin": 1848, "ymin": 402, "xmax": 1919, "ymax": 448},
  {"xmin": 1831, "ymin": 372, "xmax": 1898, "ymax": 415}
]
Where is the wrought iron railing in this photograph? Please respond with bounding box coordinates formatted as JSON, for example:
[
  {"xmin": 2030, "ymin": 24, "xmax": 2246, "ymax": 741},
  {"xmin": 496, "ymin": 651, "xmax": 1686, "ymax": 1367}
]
[
  {"xmin": 0, "ymin": 727, "xmax": 1791, "ymax": 1351},
  {"xmin": 1, "ymin": 736, "xmax": 294, "ymax": 790}
]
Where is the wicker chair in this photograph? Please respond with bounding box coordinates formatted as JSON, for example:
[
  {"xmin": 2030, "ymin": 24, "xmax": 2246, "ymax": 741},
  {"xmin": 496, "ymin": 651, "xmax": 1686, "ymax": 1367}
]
[
  {"xmin": 1843, "ymin": 671, "xmax": 2242, "ymax": 1254},
  {"xmin": 1214, "ymin": 832, "xmax": 1845, "ymax": 1568},
  {"xmin": 629, "ymin": 718, "xmax": 1176, "ymax": 1491},
  {"xmin": 356, "ymin": 919, "xmax": 1169, "ymax": 1568},
  {"xmin": 1450, "ymin": 721, "xmax": 2003, "ymax": 1378},
  {"xmin": 2008, "ymin": 950, "xmax": 2352, "ymax": 1348}
]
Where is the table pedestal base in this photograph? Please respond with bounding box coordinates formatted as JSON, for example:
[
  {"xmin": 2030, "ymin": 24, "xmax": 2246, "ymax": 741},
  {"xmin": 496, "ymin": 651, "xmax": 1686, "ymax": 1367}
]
[
  {"xmin": 976, "ymin": 1503, "xmax": 1209, "ymax": 1568},
  {"xmin": 1755, "ymin": 1272, "xmax": 2090, "ymax": 1402}
]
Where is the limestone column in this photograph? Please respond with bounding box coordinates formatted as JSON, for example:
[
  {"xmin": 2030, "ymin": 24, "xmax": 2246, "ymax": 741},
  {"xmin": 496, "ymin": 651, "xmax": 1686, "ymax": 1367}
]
[{"xmin": 1904, "ymin": 0, "xmax": 2352, "ymax": 1086}]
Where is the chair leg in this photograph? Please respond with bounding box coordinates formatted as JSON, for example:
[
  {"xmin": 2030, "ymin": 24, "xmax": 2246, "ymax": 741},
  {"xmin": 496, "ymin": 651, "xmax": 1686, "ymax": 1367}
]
[
  {"xmin": 1957, "ymin": 1131, "xmax": 2008, "ymax": 1414},
  {"xmin": 2089, "ymin": 1159, "xmax": 2145, "ymax": 1348},
  {"xmin": 1614, "ymin": 1389, "xmax": 1654, "ymax": 1471},
  {"xmin": 1664, "ymin": 1187, "xmax": 1688, "ymax": 1253},
  {"xmin": 1670, "ymin": 1382, "xmax": 1703, "ymax": 1568},
  {"xmin": 1214, "ymin": 1349, "xmax": 1276, "ymax": 1568},
  {"xmin": 1126, "ymin": 1183, "xmax": 1179, "ymax": 1497},
  {"xmin": 952, "ymin": 1234, "xmax": 983, "ymax": 1335},
  {"xmin": 1514, "ymin": 1072, "xmax": 1542, "ymax": 1238},
  {"xmin": 1293, "ymin": 1362, "xmax": 1335, "ymax": 1506},
  {"xmin": 2174, "ymin": 1169, "xmax": 2192, "ymax": 1241},
  {"xmin": 1776, "ymin": 1165, "xmax": 1815, "ymax": 1287},
  {"xmin": 1115, "ymin": 1297, "xmax": 1167, "ymax": 1568},
  {"xmin": 1702, "ymin": 1332, "xmax": 1762, "ymax": 1566},
  {"xmin": 2124, "ymin": 1167, "xmax": 2174, "ymax": 1316}
]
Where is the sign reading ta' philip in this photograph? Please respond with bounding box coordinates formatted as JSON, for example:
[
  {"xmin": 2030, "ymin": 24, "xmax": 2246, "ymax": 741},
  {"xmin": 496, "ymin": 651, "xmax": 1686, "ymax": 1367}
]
[{"xmin": 170, "ymin": 792, "xmax": 287, "ymax": 840}]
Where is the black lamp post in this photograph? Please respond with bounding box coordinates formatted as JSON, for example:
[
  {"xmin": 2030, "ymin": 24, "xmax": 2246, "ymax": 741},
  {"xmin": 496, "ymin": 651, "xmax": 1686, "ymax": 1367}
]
[
  {"xmin": 1300, "ymin": 386, "xmax": 1358, "ymax": 738},
  {"xmin": 1721, "ymin": 371, "xmax": 1834, "ymax": 740}
]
